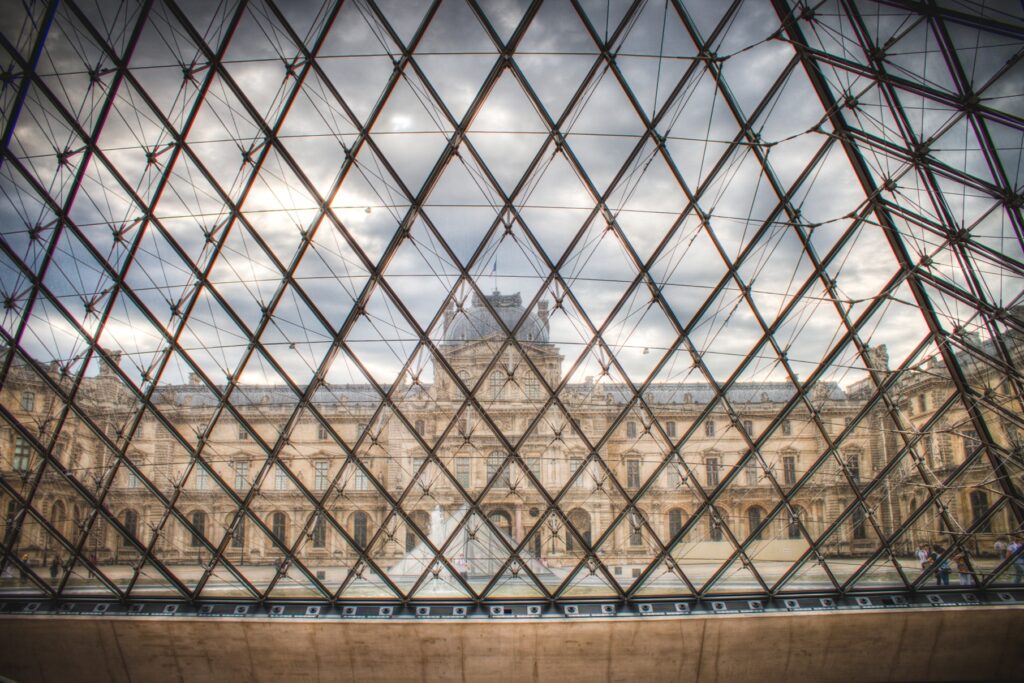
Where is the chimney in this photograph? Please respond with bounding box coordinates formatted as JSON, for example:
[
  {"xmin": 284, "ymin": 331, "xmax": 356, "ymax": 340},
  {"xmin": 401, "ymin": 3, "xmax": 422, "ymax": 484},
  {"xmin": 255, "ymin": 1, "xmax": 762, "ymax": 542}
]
[
  {"xmin": 443, "ymin": 301, "xmax": 455, "ymax": 337},
  {"xmin": 864, "ymin": 344, "xmax": 889, "ymax": 373},
  {"xmin": 189, "ymin": 372, "xmax": 202, "ymax": 385}
]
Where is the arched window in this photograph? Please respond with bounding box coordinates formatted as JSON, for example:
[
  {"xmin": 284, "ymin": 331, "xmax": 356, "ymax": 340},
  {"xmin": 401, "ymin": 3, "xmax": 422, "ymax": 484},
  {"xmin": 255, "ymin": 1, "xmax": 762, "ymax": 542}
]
[
  {"xmin": 668, "ymin": 508, "xmax": 685, "ymax": 538},
  {"xmin": 407, "ymin": 510, "xmax": 430, "ymax": 552},
  {"xmin": 629, "ymin": 509, "xmax": 644, "ymax": 546},
  {"xmin": 352, "ymin": 511, "xmax": 368, "ymax": 549},
  {"xmin": 271, "ymin": 512, "xmax": 287, "ymax": 546},
  {"xmin": 709, "ymin": 515, "xmax": 723, "ymax": 542},
  {"xmin": 190, "ymin": 511, "xmax": 206, "ymax": 547},
  {"xmin": 121, "ymin": 509, "xmax": 138, "ymax": 546},
  {"xmin": 747, "ymin": 506, "xmax": 764, "ymax": 540},
  {"xmin": 50, "ymin": 500, "xmax": 66, "ymax": 538},
  {"xmin": 231, "ymin": 515, "xmax": 245, "ymax": 549},
  {"xmin": 531, "ymin": 531, "xmax": 542, "ymax": 558},
  {"xmin": 566, "ymin": 509, "xmax": 591, "ymax": 552},
  {"xmin": 414, "ymin": 419, "xmax": 425, "ymax": 436},
  {"xmin": 788, "ymin": 507, "xmax": 804, "ymax": 540},
  {"xmin": 970, "ymin": 491, "xmax": 991, "ymax": 532},
  {"xmin": 4, "ymin": 500, "xmax": 18, "ymax": 543},
  {"xmin": 311, "ymin": 515, "xmax": 326, "ymax": 549},
  {"xmin": 851, "ymin": 505, "xmax": 867, "ymax": 540},
  {"xmin": 489, "ymin": 510, "xmax": 512, "ymax": 537}
]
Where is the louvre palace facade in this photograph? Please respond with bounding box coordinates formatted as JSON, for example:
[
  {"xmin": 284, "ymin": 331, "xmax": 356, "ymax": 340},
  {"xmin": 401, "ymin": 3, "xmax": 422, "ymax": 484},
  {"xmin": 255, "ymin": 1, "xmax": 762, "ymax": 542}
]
[{"xmin": 2, "ymin": 290, "xmax": 1021, "ymax": 600}]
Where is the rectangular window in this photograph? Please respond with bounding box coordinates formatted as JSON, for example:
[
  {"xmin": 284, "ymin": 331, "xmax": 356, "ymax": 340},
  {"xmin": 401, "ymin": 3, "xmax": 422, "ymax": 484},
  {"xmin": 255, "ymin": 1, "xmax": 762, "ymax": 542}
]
[
  {"xmin": 353, "ymin": 469, "xmax": 369, "ymax": 491},
  {"xmin": 963, "ymin": 430, "xmax": 979, "ymax": 459},
  {"xmin": 783, "ymin": 456, "xmax": 797, "ymax": 486},
  {"xmin": 782, "ymin": 420, "xmax": 792, "ymax": 436},
  {"xmin": 527, "ymin": 457, "xmax": 541, "ymax": 484},
  {"xmin": 743, "ymin": 420, "xmax": 753, "ymax": 436},
  {"xmin": 848, "ymin": 454, "xmax": 860, "ymax": 484},
  {"xmin": 234, "ymin": 461, "xmax": 249, "ymax": 490},
  {"xmin": 627, "ymin": 460, "xmax": 640, "ymax": 489},
  {"xmin": 629, "ymin": 513, "xmax": 643, "ymax": 546},
  {"xmin": 318, "ymin": 424, "xmax": 329, "ymax": 441},
  {"xmin": 238, "ymin": 425, "xmax": 248, "ymax": 440},
  {"xmin": 626, "ymin": 421, "xmax": 637, "ymax": 439},
  {"xmin": 125, "ymin": 469, "xmax": 140, "ymax": 489},
  {"xmin": 666, "ymin": 463, "xmax": 681, "ymax": 489},
  {"xmin": 456, "ymin": 457, "xmax": 471, "ymax": 488},
  {"xmin": 525, "ymin": 377, "xmax": 540, "ymax": 399},
  {"xmin": 275, "ymin": 465, "xmax": 288, "ymax": 490},
  {"xmin": 195, "ymin": 465, "xmax": 210, "ymax": 491},
  {"xmin": 745, "ymin": 463, "xmax": 758, "ymax": 486},
  {"xmin": 917, "ymin": 394, "xmax": 927, "ymax": 413},
  {"xmin": 314, "ymin": 460, "xmax": 328, "ymax": 491},
  {"xmin": 705, "ymin": 458, "xmax": 719, "ymax": 487},
  {"xmin": 570, "ymin": 457, "xmax": 583, "ymax": 488},
  {"xmin": 20, "ymin": 391, "xmax": 35, "ymax": 412},
  {"xmin": 705, "ymin": 421, "xmax": 715, "ymax": 438},
  {"xmin": 12, "ymin": 437, "xmax": 30, "ymax": 472},
  {"xmin": 666, "ymin": 421, "xmax": 676, "ymax": 439}
]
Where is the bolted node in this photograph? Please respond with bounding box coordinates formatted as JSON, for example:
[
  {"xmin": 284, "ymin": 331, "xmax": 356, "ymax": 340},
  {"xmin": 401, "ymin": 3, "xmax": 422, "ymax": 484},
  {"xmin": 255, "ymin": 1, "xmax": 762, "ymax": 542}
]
[
  {"xmin": 638, "ymin": 603, "xmax": 653, "ymax": 614},
  {"xmin": 234, "ymin": 605, "xmax": 250, "ymax": 615},
  {"xmin": 452, "ymin": 606, "xmax": 467, "ymax": 617},
  {"xmin": 600, "ymin": 604, "xmax": 615, "ymax": 615},
  {"xmin": 342, "ymin": 606, "xmax": 357, "ymax": 616},
  {"xmin": 415, "ymin": 606, "xmax": 430, "ymax": 617},
  {"xmin": 526, "ymin": 605, "xmax": 542, "ymax": 616},
  {"xmin": 563, "ymin": 605, "xmax": 579, "ymax": 616},
  {"xmin": 378, "ymin": 606, "xmax": 394, "ymax": 617}
]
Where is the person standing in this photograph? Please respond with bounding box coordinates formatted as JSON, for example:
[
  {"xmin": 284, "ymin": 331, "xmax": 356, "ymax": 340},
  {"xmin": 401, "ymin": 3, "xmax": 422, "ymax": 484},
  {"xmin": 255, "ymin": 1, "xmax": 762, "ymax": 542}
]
[
  {"xmin": 1009, "ymin": 536, "xmax": 1024, "ymax": 585},
  {"xmin": 931, "ymin": 546, "xmax": 951, "ymax": 586},
  {"xmin": 916, "ymin": 544, "xmax": 931, "ymax": 574},
  {"xmin": 953, "ymin": 549, "xmax": 974, "ymax": 586},
  {"xmin": 49, "ymin": 557, "xmax": 59, "ymax": 582}
]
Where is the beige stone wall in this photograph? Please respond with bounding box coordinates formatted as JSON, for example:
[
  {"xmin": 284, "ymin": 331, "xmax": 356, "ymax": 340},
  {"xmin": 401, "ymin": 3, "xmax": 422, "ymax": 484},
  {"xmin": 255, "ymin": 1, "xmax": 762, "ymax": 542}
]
[{"xmin": 0, "ymin": 609, "xmax": 1022, "ymax": 683}]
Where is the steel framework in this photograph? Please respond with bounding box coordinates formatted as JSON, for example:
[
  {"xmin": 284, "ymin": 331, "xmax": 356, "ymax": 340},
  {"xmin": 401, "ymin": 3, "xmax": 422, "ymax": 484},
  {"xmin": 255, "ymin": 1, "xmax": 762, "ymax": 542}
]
[{"xmin": 0, "ymin": 0, "xmax": 1022, "ymax": 611}]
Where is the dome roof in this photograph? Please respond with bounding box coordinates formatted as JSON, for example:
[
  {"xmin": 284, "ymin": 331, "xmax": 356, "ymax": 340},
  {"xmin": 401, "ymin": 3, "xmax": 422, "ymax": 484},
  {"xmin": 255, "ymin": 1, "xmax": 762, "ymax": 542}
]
[{"xmin": 444, "ymin": 292, "xmax": 549, "ymax": 344}]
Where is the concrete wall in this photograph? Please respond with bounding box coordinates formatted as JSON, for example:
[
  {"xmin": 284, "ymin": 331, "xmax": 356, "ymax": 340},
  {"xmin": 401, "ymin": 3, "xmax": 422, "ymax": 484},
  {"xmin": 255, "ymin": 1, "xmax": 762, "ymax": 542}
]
[{"xmin": 2, "ymin": 608, "xmax": 1023, "ymax": 682}]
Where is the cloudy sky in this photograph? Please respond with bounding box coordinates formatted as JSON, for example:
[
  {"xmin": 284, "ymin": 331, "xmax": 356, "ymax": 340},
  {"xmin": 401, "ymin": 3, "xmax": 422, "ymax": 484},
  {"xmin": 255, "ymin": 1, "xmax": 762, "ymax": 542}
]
[{"xmin": 0, "ymin": 0, "xmax": 1020, "ymax": 401}]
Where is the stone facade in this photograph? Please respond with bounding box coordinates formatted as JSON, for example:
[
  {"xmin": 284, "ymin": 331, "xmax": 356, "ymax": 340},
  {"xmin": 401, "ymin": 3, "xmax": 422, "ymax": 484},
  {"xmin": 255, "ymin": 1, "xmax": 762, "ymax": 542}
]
[{"xmin": 1, "ymin": 292, "xmax": 1021, "ymax": 596}]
